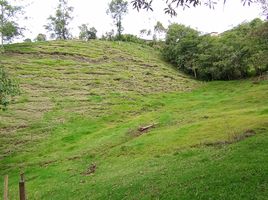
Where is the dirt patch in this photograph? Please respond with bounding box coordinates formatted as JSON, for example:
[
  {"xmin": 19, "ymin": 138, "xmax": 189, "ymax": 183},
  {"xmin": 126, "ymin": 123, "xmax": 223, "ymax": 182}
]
[
  {"xmin": 5, "ymin": 51, "xmax": 103, "ymax": 64},
  {"xmin": 67, "ymin": 156, "xmax": 81, "ymax": 161},
  {"xmin": 14, "ymin": 139, "xmax": 29, "ymax": 146},
  {"xmin": 142, "ymin": 63, "xmax": 158, "ymax": 68},
  {"xmin": 85, "ymin": 72, "xmax": 113, "ymax": 76},
  {"xmin": 39, "ymin": 160, "xmax": 57, "ymax": 167},
  {"xmin": 82, "ymin": 163, "xmax": 97, "ymax": 176},
  {"xmin": 0, "ymin": 124, "xmax": 28, "ymax": 134},
  {"xmin": 192, "ymin": 129, "xmax": 257, "ymax": 148}
]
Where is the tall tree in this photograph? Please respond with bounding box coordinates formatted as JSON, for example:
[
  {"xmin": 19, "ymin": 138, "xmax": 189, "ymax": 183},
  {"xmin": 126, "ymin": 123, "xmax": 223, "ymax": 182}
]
[
  {"xmin": 163, "ymin": 23, "xmax": 200, "ymax": 78},
  {"xmin": 107, "ymin": 0, "xmax": 128, "ymax": 39},
  {"xmin": 45, "ymin": 0, "xmax": 73, "ymax": 40},
  {"xmin": 0, "ymin": 0, "xmax": 24, "ymax": 49},
  {"xmin": 154, "ymin": 21, "xmax": 166, "ymax": 40}
]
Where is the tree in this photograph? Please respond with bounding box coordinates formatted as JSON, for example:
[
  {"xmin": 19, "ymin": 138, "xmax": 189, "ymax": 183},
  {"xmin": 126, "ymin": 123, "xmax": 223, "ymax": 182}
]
[
  {"xmin": 102, "ymin": 29, "xmax": 115, "ymax": 40},
  {"xmin": 163, "ymin": 23, "xmax": 200, "ymax": 78},
  {"xmin": 147, "ymin": 29, "xmax": 152, "ymax": 36},
  {"xmin": 154, "ymin": 21, "xmax": 166, "ymax": 40},
  {"xmin": 35, "ymin": 33, "xmax": 47, "ymax": 42},
  {"xmin": 249, "ymin": 20, "xmax": 268, "ymax": 75},
  {"xmin": 107, "ymin": 0, "xmax": 128, "ymax": 39},
  {"xmin": 23, "ymin": 38, "xmax": 31, "ymax": 43},
  {"xmin": 0, "ymin": 66, "xmax": 19, "ymax": 110},
  {"xmin": 45, "ymin": 0, "xmax": 73, "ymax": 40},
  {"xmin": 0, "ymin": 0, "xmax": 24, "ymax": 49},
  {"xmin": 78, "ymin": 24, "xmax": 97, "ymax": 41},
  {"xmin": 131, "ymin": 0, "xmax": 265, "ymax": 16},
  {"xmin": 139, "ymin": 29, "xmax": 147, "ymax": 37},
  {"xmin": 258, "ymin": 0, "xmax": 268, "ymax": 19}
]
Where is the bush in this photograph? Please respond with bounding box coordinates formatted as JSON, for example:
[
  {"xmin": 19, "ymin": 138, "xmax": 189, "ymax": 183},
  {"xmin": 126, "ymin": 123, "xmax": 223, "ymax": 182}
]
[
  {"xmin": 24, "ymin": 38, "xmax": 32, "ymax": 43},
  {"xmin": 0, "ymin": 66, "xmax": 20, "ymax": 110},
  {"xmin": 119, "ymin": 34, "xmax": 164, "ymax": 49},
  {"xmin": 119, "ymin": 34, "xmax": 144, "ymax": 43},
  {"xmin": 35, "ymin": 33, "xmax": 47, "ymax": 42}
]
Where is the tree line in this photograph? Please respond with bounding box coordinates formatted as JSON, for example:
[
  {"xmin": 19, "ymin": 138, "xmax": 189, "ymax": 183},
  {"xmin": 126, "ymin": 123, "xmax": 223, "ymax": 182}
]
[
  {"xmin": 0, "ymin": 0, "xmax": 131, "ymax": 45},
  {"xmin": 1, "ymin": 0, "xmax": 267, "ymax": 45},
  {"xmin": 163, "ymin": 18, "xmax": 268, "ymax": 80}
]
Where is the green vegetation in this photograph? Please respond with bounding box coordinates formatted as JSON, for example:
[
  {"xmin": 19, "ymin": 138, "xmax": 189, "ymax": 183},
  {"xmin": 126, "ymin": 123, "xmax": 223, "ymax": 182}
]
[
  {"xmin": 35, "ymin": 33, "xmax": 47, "ymax": 42},
  {"xmin": 78, "ymin": 24, "xmax": 97, "ymax": 41},
  {"xmin": 45, "ymin": 0, "xmax": 74, "ymax": 40},
  {"xmin": 0, "ymin": 40, "xmax": 267, "ymax": 199},
  {"xmin": 0, "ymin": 66, "xmax": 19, "ymax": 109},
  {"xmin": 0, "ymin": 0, "xmax": 24, "ymax": 48},
  {"xmin": 107, "ymin": 0, "xmax": 128, "ymax": 39},
  {"xmin": 163, "ymin": 19, "xmax": 268, "ymax": 80}
]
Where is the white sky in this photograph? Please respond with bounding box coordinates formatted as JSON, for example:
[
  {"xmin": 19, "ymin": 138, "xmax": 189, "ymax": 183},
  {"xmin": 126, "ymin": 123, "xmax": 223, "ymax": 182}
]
[{"xmin": 19, "ymin": 0, "xmax": 264, "ymax": 40}]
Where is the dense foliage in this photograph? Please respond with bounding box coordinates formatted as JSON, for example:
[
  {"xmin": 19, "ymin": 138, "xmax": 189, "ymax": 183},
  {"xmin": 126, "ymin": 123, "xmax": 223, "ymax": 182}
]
[
  {"xmin": 100, "ymin": 33, "xmax": 160, "ymax": 48},
  {"xmin": 35, "ymin": 33, "xmax": 47, "ymax": 42},
  {"xmin": 78, "ymin": 24, "xmax": 97, "ymax": 41},
  {"xmin": 0, "ymin": 66, "xmax": 19, "ymax": 109},
  {"xmin": 163, "ymin": 19, "xmax": 268, "ymax": 81}
]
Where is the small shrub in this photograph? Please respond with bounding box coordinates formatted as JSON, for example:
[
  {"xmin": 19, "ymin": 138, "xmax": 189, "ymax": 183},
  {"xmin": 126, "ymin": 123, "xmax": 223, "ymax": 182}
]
[{"xmin": 0, "ymin": 66, "xmax": 20, "ymax": 110}]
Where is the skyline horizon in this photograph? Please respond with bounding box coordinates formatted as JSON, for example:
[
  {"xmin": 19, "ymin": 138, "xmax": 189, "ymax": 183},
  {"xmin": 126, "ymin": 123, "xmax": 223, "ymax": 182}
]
[{"xmin": 12, "ymin": 0, "xmax": 266, "ymax": 42}]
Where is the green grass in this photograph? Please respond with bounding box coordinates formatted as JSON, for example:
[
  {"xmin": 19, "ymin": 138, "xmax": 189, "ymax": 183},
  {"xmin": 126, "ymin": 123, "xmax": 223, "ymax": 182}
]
[{"xmin": 0, "ymin": 40, "xmax": 268, "ymax": 199}]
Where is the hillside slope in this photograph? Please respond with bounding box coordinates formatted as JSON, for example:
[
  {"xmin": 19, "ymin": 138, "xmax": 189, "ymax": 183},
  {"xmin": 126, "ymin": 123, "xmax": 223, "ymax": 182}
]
[
  {"xmin": 0, "ymin": 40, "xmax": 268, "ymax": 199},
  {"xmin": 0, "ymin": 40, "xmax": 196, "ymax": 134}
]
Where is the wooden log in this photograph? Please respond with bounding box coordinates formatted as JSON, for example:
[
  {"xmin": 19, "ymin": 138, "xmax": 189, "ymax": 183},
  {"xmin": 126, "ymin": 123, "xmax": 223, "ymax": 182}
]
[{"xmin": 138, "ymin": 124, "xmax": 157, "ymax": 132}]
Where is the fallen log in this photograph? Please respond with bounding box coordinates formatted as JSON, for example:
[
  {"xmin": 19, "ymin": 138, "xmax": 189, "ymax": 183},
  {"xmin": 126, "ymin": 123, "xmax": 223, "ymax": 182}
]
[{"xmin": 138, "ymin": 123, "xmax": 158, "ymax": 132}]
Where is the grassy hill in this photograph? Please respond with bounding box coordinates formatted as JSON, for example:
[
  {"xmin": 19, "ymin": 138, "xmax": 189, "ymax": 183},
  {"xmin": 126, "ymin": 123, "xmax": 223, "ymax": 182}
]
[{"xmin": 0, "ymin": 40, "xmax": 268, "ymax": 199}]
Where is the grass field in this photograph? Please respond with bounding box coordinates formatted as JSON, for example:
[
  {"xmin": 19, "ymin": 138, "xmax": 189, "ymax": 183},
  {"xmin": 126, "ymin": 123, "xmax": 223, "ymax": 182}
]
[{"xmin": 0, "ymin": 40, "xmax": 268, "ymax": 199}]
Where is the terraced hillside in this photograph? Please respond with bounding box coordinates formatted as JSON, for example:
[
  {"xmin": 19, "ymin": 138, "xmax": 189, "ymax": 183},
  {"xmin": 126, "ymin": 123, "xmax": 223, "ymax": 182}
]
[{"xmin": 0, "ymin": 40, "xmax": 268, "ymax": 199}]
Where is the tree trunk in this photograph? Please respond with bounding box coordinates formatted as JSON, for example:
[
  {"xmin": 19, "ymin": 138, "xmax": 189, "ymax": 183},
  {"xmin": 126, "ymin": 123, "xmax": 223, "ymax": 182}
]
[
  {"xmin": 1, "ymin": 4, "xmax": 4, "ymax": 49},
  {"xmin": 193, "ymin": 68, "xmax": 197, "ymax": 79},
  {"xmin": 118, "ymin": 15, "xmax": 122, "ymax": 38}
]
